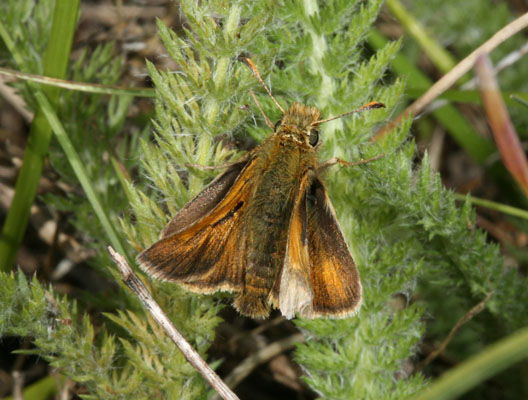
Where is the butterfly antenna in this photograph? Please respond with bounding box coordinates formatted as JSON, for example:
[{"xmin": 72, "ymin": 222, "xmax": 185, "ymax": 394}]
[
  {"xmin": 249, "ymin": 89, "xmax": 275, "ymax": 130},
  {"xmin": 242, "ymin": 57, "xmax": 286, "ymax": 114},
  {"xmin": 313, "ymin": 101, "xmax": 385, "ymax": 125}
]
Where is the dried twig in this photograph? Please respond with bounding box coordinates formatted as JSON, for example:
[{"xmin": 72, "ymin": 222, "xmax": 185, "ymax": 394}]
[
  {"xmin": 375, "ymin": 12, "xmax": 528, "ymax": 139},
  {"xmin": 107, "ymin": 246, "xmax": 239, "ymax": 400},
  {"xmin": 417, "ymin": 291, "xmax": 493, "ymax": 371},
  {"xmin": 220, "ymin": 333, "xmax": 305, "ymax": 396},
  {"xmin": 425, "ymin": 41, "xmax": 528, "ymax": 115},
  {"xmin": 12, "ymin": 371, "xmax": 23, "ymax": 400},
  {"xmin": 462, "ymin": 41, "xmax": 528, "ymax": 90}
]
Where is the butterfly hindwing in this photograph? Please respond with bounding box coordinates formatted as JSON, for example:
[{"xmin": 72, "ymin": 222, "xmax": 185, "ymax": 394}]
[
  {"xmin": 306, "ymin": 177, "xmax": 362, "ymax": 318},
  {"xmin": 275, "ymin": 171, "xmax": 314, "ymax": 319}
]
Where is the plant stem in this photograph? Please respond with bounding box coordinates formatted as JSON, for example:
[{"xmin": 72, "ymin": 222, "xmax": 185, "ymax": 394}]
[
  {"xmin": 455, "ymin": 194, "xmax": 528, "ymax": 220},
  {"xmin": 34, "ymin": 90, "xmax": 128, "ymax": 259}
]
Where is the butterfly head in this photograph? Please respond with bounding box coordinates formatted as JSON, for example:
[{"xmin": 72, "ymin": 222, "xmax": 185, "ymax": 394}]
[{"xmin": 274, "ymin": 102, "xmax": 322, "ymax": 147}]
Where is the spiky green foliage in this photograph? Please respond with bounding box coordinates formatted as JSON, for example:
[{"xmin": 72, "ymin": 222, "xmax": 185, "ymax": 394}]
[
  {"xmin": 0, "ymin": 271, "xmax": 221, "ymax": 399},
  {"xmin": 0, "ymin": 0, "xmax": 53, "ymax": 106},
  {"xmin": 1, "ymin": 271, "xmax": 129, "ymax": 399},
  {"xmin": 122, "ymin": 0, "xmax": 426, "ymax": 398},
  {"xmin": 123, "ymin": 0, "xmax": 527, "ymax": 398}
]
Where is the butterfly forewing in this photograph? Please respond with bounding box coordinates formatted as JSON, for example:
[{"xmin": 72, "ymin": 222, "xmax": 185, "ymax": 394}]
[
  {"xmin": 137, "ymin": 157, "xmax": 260, "ymax": 293},
  {"xmin": 161, "ymin": 160, "xmax": 248, "ymax": 238}
]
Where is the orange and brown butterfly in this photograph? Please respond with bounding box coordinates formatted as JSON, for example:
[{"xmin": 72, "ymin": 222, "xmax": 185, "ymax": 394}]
[{"xmin": 137, "ymin": 58, "xmax": 384, "ymax": 319}]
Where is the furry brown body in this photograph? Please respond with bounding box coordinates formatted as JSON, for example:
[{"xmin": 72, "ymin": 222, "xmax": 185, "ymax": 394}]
[{"xmin": 137, "ymin": 103, "xmax": 363, "ymax": 319}]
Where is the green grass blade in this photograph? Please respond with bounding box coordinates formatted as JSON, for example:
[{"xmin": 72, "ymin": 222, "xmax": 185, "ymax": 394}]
[
  {"xmin": 386, "ymin": 0, "xmax": 460, "ymax": 77},
  {"xmin": 33, "ymin": 90, "xmax": 128, "ymax": 261},
  {"xmin": 455, "ymin": 194, "xmax": 528, "ymax": 220},
  {"xmin": 413, "ymin": 327, "xmax": 528, "ymax": 400},
  {"xmin": 0, "ymin": 0, "xmax": 80, "ymax": 271},
  {"xmin": 368, "ymin": 29, "xmax": 496, "ymax": 164}
]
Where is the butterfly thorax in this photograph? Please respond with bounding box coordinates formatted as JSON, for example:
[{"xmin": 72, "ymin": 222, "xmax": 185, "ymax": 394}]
[{"xmin": 242, "ymin": 103, "xmax": 322, "ymax": 277}]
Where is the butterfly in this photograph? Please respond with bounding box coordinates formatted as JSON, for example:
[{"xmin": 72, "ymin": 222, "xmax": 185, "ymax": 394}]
[{"xmin": 137, "ymin": 58, "xmax": 384, "ymax": 319}]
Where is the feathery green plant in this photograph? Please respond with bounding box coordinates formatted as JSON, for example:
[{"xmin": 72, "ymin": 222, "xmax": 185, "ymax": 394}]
[
  {"xmin": 123, "ymin": 0, "xmax": 528, "ymax": 397},
  {"xmin": 2, "ymin": 0, "xmax": 528, "ymax": 399}
]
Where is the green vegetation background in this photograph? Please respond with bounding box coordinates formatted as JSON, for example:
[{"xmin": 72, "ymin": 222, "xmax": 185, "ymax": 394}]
[{"xmin": 1, "ymin": 0, "xmax": 527, "ymax": 399}]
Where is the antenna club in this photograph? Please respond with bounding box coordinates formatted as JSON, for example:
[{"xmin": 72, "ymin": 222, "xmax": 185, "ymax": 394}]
[
  {"xmin": 361, "ymin": 101, "xmax": 386, "ymax": 110},
  {"xmin": 313, "ymin": 101, "xmax": 386, "ymax": 125}
]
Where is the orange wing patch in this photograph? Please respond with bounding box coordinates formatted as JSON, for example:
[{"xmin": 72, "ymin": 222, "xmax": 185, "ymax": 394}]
[
  {"xmin": 306, "ymin": 178, "xmax": 362, "ymax": 318},
  {"xmin": 161, "ymin": 160, "xmax": 248, "ymax": 238},
  {"xmin": 275, "ymin": 171, "xmax": 314, "ymax": 319}
]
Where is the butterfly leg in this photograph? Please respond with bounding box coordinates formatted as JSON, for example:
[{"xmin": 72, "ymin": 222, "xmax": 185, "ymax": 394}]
[{"xmin": 318, "ymin": 154, "xmax": 384, "ymax": 172}]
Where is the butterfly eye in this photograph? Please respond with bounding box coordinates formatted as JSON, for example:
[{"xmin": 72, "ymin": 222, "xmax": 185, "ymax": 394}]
[
  {"xmin": 274, "ymin": 119, "xmax": 282, "ymax": 130},
  {"xmin": 308, "ymin": 129, "xmax": 319, "ymax": 146}
]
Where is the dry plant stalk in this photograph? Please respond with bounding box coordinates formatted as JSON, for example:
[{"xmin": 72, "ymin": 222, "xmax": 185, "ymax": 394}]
[
  {"xmin": 107, "ymin": 246, "xmax": 240, "ymax": 400},
  {"xmin": 417, "ymin": 291, "xmax": 493, "ymax": 372},
  {"xmin": 374, "ymin": 12, "xmax": 528, "ymax": 139}
]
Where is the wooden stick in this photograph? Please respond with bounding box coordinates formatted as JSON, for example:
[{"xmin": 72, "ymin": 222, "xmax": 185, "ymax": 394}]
[
  {"xmin": 214, "ymin": 333, "xmax": 305, "ymax": 399},
  {"xmin": 107, "ymin": 246, "xmax": 239, "ymax": 400},
  {"xmin": 417, "ymin": 291, "xmax": 493, "ymax": 372}
]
